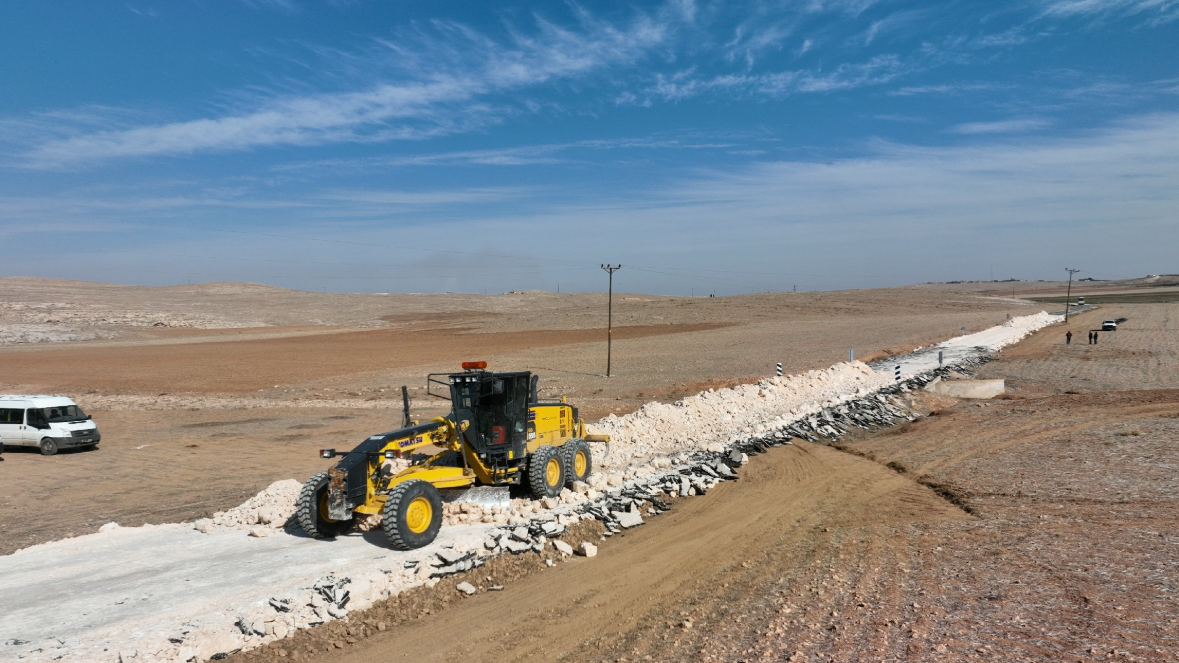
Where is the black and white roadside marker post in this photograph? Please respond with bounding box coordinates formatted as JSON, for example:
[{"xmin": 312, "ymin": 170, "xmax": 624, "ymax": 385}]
[
  {"xmin": 776, "ymin": 362, "xmax": 783, "ymax": 377},
  {"xmin": 895, "ymin": 365, "xmax": 902, "ymax": 382}
]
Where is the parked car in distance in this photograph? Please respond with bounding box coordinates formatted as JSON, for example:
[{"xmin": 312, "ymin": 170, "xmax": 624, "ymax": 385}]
[
  {"xmin": 1101, "ymin": 320, "xmax": 1117, "ymax": 331},
  {"xmin": 0, "ymin": 395, "xmax": 101, "ymax": 456}
]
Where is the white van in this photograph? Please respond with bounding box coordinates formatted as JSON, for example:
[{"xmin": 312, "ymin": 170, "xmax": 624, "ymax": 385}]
[{"xmin": 0, "ymin": 395, "xmax": 101, "ymax": 455}]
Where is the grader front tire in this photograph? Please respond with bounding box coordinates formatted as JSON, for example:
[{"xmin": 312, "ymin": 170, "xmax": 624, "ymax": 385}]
[
  {"xmin": 562, "ymin": 438, "xmax": 592, "ymax": 486},
  {"xmin": 528, "ymin": 445, "xmax": 565, "ymax": 498},
  {"xmin": 296, "ymin": 471, "xmax": 356, "ymax": 539},
  {"xmin": 382, "ymin": 480, "xmax": 443, "ymax": 551}
]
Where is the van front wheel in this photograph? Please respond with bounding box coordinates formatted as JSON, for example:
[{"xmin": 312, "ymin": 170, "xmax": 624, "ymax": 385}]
[{"xmin": 39, "ymin": 438, "xmax": 58, "ymax": 456}]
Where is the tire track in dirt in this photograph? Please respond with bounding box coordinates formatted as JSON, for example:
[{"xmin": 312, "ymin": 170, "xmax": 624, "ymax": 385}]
[{"xmin": 237, "ymin": 442, "xmax": 967, "ymax": 663}]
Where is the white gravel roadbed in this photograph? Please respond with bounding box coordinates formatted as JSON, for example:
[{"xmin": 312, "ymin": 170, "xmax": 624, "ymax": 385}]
[{"xmin": 0, "ymin": 313, "xmax": 1055, "ymax": 663}]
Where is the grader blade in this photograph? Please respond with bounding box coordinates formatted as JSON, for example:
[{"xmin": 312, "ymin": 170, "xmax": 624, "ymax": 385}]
[{"xmin": 439, "ymin": 486, "xmax": 511, "ymax": 510}]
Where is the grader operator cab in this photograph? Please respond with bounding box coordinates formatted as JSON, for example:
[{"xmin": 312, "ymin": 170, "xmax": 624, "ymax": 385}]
[{"xmin": 297, "ymin": 362, "xmax": 604, "ymax": 550}]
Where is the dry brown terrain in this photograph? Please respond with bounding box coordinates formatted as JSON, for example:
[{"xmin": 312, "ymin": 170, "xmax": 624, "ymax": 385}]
[
  {"xmin": 237, "ymin": 441, "xmax": 970, "ymax": 663},
  {"xmin": 227, "ymin": 302, "xmax": 1178, "ymax": 663},
  {"xmin": 0, "ymin": 279, "xmax": 1022, "ymax": 553},
  {"xmin": 4, "ymin": 279, "xmax": 1176, "ymax": 663}
]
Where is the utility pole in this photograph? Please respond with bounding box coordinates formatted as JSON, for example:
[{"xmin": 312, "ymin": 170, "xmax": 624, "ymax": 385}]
[
  {"xmin": 601, "ymin": 264, "xmax": 621, "ymax": 377},
  {"xmin": 1064, "ymin": 268, "xmax": 1080, "ymax": 321}
]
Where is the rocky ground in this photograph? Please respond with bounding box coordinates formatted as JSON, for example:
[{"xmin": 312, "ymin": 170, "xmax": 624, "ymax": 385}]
[
  {"xmin": 224, "ymin": 303, "xmax": 1178, "ymax": 663},
  {"xmin": 3, "ymin": 278, "xmax": 1174, "ymax": 663},
  {"xmin": 0, "ymin": 279, "xmax": 1023, "ymax": 554}
]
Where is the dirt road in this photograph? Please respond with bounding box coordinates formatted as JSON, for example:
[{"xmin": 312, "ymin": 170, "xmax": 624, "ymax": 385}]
[
  {"xmin": 238, "ymin": 441, "xmax": 968, "ymax": 663},
  {"xmin": 235, "ymin": 302, "xmax": 1179, "ymax": 663}
]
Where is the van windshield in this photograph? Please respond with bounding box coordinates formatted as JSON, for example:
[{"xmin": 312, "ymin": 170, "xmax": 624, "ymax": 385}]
[{"xmin": 39, "ymin": 405, "xmax": 88, "ymax": 423}]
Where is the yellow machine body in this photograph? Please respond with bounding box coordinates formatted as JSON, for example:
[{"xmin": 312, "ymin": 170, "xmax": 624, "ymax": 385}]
[{"xmin": 336, "ymin": 379, "xmax": 597, "ymax": 518}]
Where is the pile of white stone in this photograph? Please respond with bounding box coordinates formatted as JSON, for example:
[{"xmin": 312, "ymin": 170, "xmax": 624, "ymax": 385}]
[
  {"xmin": 592, "ymin": 361, "xmax": 892, "ymax": 474},
  {"xmin": 192, "ymin": 480, "xmax": 302, "ymax": 535},
  {"xmin": 940, "ymin": 310, "xmax": 1057, "ymax": 352}
]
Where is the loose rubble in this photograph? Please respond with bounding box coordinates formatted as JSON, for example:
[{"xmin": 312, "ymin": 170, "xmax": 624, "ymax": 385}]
[
  {"xmin": 192, "ymin": 480, "xmax": 302, "ymax": 534},
  {"xmin": 0, "ymin": 314, "xmax": 1056, "ymax": 663}
]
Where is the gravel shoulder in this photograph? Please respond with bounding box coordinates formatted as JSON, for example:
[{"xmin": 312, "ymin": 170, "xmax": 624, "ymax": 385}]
[{"xmin": 261, "ymin": 303, "xmax": 1179, "ymax": 663}]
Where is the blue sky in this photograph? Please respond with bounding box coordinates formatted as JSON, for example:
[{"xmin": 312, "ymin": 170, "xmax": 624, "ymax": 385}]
[{"xmin": 1, "ymin": 0, "xmax": 1176, "ymax": 294}]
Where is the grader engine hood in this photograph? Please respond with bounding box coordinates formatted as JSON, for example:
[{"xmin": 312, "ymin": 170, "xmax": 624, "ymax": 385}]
[{"xmin": 328, "ymin": 420, "xmax": 448, "ymax": 512}]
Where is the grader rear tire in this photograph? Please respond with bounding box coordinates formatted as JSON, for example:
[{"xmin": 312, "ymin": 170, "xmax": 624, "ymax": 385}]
[
  {"xmin": 528, "ymin": 445, "xmax": 565, "ymax": 498},
  {"xmin": 562, "ymin": 438, "xmax": 592, "ymax": 486},
  {"xmin": 382, "ymin": 480, "xmax": 443, "ymax": 551},
  {"xmin": 296, "ymin": 471, "xmax": 356, "ymax": 539}
]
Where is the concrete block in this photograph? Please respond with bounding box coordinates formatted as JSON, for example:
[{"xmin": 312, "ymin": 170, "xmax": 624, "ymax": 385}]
[
  {"xmin": 578, "ymin": 542, "xmax": 598, "ymax": 557},
  {"xmin": 924, "ymin": 377, "xmax": 1005, "ymax": 399}
]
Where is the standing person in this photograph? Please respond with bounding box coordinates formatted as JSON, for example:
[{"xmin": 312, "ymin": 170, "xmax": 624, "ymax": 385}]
[
  {"xmin": 1088, "ymin": 331, "xmax": 1094, "ymax": 344},
  {"xmin": 1093, "ymin": 330, "xmax": 1098, "ymax": 344},
  {"xmin": 1066, "ymin": 331, "xmax": 1073, "ymax": 345}
]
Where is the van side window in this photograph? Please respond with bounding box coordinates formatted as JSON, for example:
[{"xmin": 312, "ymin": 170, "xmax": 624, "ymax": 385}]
[
  {"xmin": 26, "ymin": 409, "xmax": 49, "ymax": 429},
  {"xmin": 0, "ymin": 408, "xmax": 22, "ymax": 424}
]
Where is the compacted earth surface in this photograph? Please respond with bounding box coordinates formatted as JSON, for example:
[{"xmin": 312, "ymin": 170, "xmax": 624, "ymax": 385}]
[
  {"xmin": 228, "ymin": 304, "xmax": 1178, "ymax": 663},
  {"xmin": 0, "ymin": 278, "xmax": 1021, "ymax": 554},
  {"xmin": 3, "ymin": 279, "xmax": 1175, "ymax": 663}
]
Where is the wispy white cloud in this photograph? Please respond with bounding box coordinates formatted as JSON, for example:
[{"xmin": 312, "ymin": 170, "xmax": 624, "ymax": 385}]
[
  {"xmin": 6, "ymin": 114, "xmax": 1177, "ymax": 291},
  {"xmin": 318, "ymin": 188, "xmax": 525, "ymax": 206},
  {"xmin": 654, "ymin": 113, "xmax": 1179, "ymax": 229},
  {"xmin": 1041, "ymin": 0, "xmax": 1179, "ymax": 23},
  {"xmin": 651, "ymin": 53, "xmax": 909, "ymax": 100},
  {"xmin": 21, "ymin": 11, "xmax": 669, "ymax": 168},
  {"xmin": 949, "ymin": 118, "xmax": 1052, "ymax": 134},
  {"xmin": 890, "ymin": 82, "xmax": 1009, "ymax": 96},
  {"xmin": 275, "ymin": 137, "xmax": 735, "ymax": 170}
]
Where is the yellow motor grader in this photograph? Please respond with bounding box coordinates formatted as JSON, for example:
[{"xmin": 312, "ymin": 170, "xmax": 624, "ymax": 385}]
[{"xmin": 297, "ymin": 362, "xmax": 604, "ymax": 550}]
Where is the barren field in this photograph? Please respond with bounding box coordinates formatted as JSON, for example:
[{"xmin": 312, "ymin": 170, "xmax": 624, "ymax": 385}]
[
  {"xmin": 0, "ymin": 279, "xmax": 1021, "ymax": 554},
  {"xmin": 3, "ymin": 280, "xmax": 1176, "ymax": 663},
  {"xmin": 976, "ymin": 305, "xmax": 1179, "ymax": 393},
  {"xmin": 227, "ymin": 303, "xmax": 1179, "ymax": 663}
]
